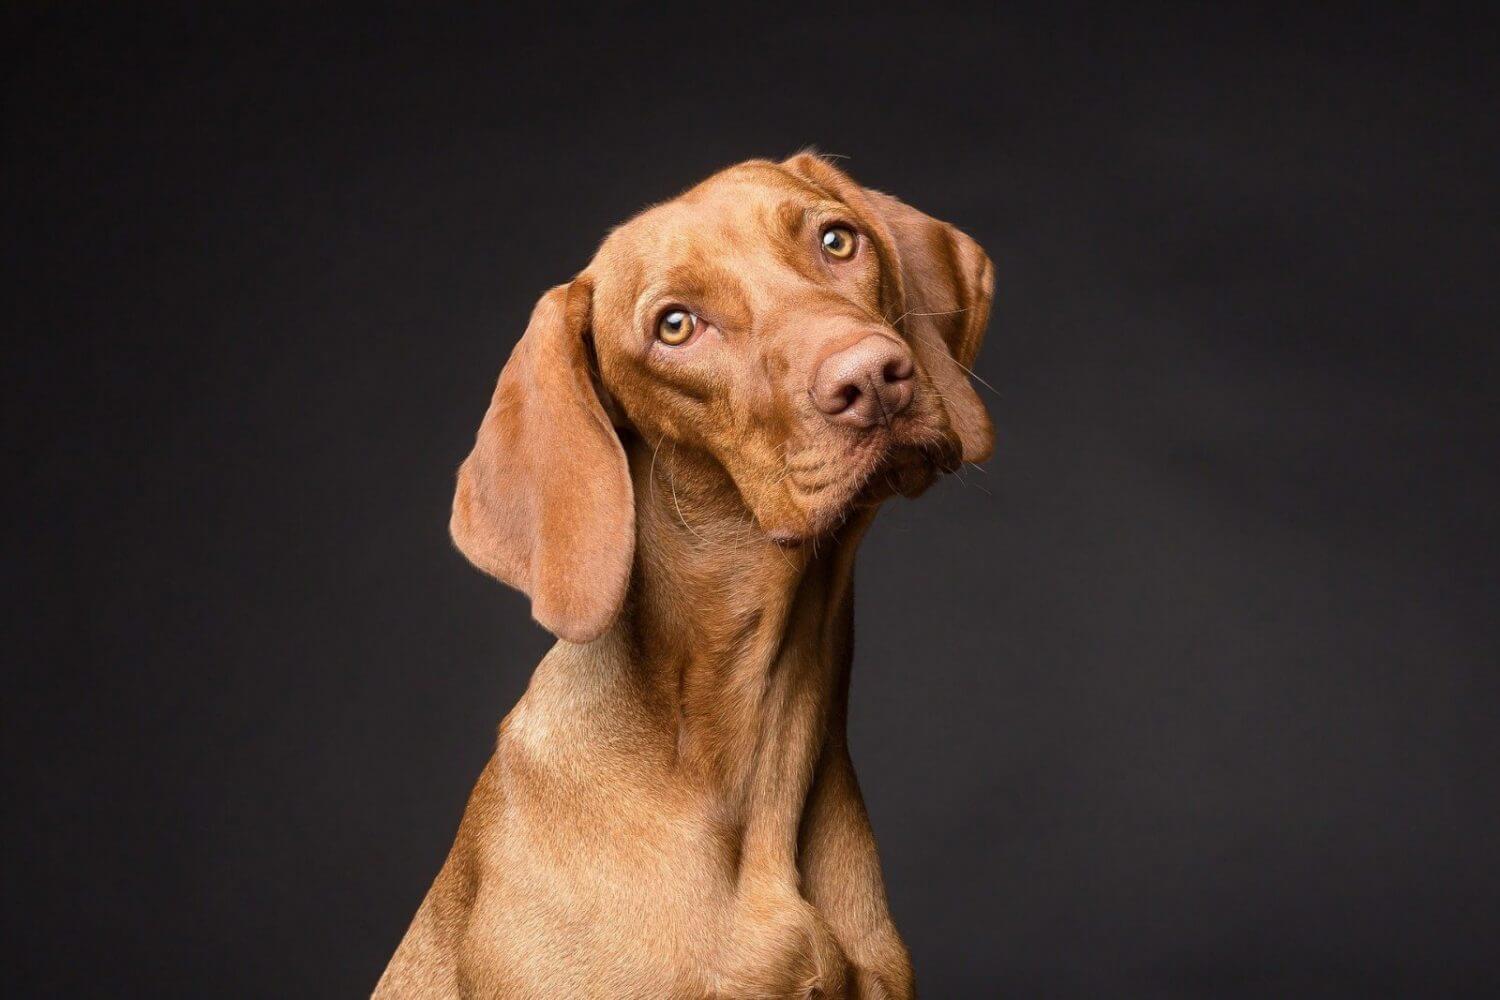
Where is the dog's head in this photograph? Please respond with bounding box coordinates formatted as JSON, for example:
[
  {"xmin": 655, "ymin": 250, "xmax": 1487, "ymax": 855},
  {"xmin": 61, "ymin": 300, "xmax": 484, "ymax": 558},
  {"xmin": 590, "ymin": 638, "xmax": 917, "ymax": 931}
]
[{"xmin": 451, "ymin": 155, "xmax": 995, "ymax": 641}]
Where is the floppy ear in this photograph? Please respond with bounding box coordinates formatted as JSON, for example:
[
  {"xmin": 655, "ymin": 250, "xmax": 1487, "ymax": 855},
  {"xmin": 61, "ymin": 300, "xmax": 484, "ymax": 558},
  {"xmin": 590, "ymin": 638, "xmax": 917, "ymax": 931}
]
[
  {"xmin": 450, "ymin": 278, "xmax": 635, "ymax": 643},
  {"xmin": 783, "ymin": 153, "xmax": 996, "ymax": 462}
]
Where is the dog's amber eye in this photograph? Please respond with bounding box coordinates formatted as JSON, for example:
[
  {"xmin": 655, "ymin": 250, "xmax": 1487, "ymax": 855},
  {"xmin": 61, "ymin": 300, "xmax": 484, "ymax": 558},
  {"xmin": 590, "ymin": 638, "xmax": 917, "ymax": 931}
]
[
  {"xmin": 657, "ymin": 309, "xmax": 697, "ymax": 345},
  {"xmin": 820, "ymin": 226, "xmax": 857, "ymax": 259}
]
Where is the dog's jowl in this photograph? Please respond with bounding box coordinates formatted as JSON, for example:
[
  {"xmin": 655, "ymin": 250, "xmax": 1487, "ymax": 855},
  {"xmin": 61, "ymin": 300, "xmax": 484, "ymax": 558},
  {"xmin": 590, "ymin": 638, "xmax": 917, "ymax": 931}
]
[{"xmin": 376, "ymin": 154, "xmax": 995, "ymax": 1000}]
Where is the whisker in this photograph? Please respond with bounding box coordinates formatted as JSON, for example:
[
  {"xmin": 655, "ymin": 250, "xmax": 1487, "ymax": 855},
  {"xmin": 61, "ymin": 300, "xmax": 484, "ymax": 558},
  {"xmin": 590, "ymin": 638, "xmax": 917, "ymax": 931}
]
[
  {"xmin": 667, "ymin": 440, "xmax": 710, "ymax": 545},
  {"xmin": 648, "ymin": 434, "xmax": 665, "ymax": 505},
  {"xmin": 888, "ymin": 305, "xmax": 970, "ymax": 331},
  {"xmin": 904, "ymin": 329, "xmax": 999, "ymax": 396},
  {"xmin": 907, "ymin": 307, "xmax": 971, "ymax": 318},
  {"xmin": 948, "ymin": 462, "xmax": 993, "ymax": 497}
]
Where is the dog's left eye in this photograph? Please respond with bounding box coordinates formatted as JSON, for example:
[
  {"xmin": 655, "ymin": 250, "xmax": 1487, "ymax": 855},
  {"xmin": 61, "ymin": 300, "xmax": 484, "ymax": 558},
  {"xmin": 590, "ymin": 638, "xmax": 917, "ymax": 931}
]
[
  {"xmin": 820, "ymin": 226, "xmax": 857, "ymax": 259},
  {"xmin": 657, "ymin": 309, "xmax": 697, "ymax": 346}
]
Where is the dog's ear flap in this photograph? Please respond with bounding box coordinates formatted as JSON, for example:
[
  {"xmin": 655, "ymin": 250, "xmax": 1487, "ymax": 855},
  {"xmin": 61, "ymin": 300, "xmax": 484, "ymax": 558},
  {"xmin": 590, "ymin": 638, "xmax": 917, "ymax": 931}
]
[
  {"xmin": 782, "ymin": 153, "xmax": 996, "ymax": 463},
  {"xmin": 450, "ymin": 278, "xmax": 635, "ymax": 643}
]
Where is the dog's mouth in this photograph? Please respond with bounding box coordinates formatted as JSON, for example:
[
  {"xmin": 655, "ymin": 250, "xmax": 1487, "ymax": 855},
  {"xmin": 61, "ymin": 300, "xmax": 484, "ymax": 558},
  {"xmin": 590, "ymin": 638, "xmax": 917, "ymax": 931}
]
[
  {"xmin": 858, "ymin": 438, "xmax": 959, "ymax": 501},
  {"xmin": 767, "ymin": 422, "xmax": 963, "ymax": 546},
  {"xmin": 852, "ymin": 426, "xmax": 964, "ymax": 506}
]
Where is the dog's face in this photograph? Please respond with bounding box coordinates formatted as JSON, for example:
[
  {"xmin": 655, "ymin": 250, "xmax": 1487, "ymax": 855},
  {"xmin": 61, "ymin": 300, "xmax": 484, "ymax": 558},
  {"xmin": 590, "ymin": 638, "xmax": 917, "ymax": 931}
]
[
  {"xmin": 450, "ymin": 155, "xmax": 995, "ymax": 641},
  {"xmin": 588, "ymin": 158, "xmax": 974, "ymax": 542}
]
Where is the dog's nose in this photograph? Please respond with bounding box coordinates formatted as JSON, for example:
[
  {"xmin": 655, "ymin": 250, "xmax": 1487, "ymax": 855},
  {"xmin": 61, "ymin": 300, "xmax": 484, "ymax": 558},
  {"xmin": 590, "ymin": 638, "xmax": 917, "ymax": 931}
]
[{"xmin": 811, "ymin": 334, "xmax": 915, "ymax": 428}]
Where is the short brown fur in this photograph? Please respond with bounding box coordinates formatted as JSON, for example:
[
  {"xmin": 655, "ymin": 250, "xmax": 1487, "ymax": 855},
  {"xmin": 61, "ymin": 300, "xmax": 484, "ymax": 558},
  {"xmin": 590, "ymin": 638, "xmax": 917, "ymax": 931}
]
[{"xmin": 376, "ymin": 155, "xmax": 995, "ymax": 999}]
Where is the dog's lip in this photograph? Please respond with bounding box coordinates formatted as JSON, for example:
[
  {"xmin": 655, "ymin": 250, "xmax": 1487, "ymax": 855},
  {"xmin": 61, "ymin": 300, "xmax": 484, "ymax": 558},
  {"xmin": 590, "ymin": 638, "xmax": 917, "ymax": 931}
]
[
  {"xmin": 760, "ymin": 428, "xmax": 959, "ymax": 545},
  {"xmin": 870, "ymin": 422, "xmax": 962, "ymax": 475}
]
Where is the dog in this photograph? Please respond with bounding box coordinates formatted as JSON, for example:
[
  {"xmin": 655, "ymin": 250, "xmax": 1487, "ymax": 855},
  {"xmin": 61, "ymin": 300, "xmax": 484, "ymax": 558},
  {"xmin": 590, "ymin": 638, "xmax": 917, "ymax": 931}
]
[{"xmin": 375, "ymin": 153, "xmax": 994, "ymax": 999}]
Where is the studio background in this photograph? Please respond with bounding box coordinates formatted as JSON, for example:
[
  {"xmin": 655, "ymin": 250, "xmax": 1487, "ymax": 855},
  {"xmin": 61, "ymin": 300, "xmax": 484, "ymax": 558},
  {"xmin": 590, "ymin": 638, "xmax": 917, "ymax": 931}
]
[{"xmin": 7, "ymin": 4, "xmax": 1497, "ymax": 996}]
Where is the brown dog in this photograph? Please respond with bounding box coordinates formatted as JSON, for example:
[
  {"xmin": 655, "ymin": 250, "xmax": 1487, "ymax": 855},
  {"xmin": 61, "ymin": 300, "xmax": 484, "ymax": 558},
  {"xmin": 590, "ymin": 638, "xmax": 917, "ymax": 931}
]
[{"xmin": 375, "ymin": 154, "xmax": 994, "ymax": 999}]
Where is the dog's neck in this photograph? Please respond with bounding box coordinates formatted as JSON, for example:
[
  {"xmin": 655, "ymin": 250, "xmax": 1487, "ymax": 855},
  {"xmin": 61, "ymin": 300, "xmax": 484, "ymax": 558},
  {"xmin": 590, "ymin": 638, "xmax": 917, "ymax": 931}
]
[{"xmin": 614, "ymin": 438, "xmax": 874, "ymax": 872}]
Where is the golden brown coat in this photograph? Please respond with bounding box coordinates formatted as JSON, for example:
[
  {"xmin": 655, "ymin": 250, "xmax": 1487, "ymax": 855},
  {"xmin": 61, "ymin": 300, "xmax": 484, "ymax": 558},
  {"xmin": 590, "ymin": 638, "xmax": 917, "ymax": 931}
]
[{"xmin": 376, "ymin": 154, "xmax": 994, "ymax": 999}]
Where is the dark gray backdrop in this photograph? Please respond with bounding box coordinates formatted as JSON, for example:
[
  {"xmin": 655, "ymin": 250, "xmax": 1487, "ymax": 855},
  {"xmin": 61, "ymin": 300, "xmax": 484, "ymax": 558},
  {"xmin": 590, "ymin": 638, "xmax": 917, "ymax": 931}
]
[{"xmin": 7, "ymin": 3, "xmax": 1498, "ymax": 996}]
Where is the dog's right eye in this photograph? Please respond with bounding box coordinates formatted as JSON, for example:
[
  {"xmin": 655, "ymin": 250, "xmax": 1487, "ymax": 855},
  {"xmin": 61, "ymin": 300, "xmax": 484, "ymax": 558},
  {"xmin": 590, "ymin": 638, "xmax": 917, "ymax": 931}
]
[
  {"xmin": 820, "ymin": 225, "xmax": 857, "ymax": 260},
  {"xmin": 657, "ymin": 309, "xmax": 697, "ymax": 346}
]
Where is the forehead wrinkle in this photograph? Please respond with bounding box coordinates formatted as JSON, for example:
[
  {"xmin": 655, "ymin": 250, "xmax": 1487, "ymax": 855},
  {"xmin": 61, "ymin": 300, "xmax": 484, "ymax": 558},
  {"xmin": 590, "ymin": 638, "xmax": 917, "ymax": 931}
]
[
  {"xmin": 721, "ymin": 159, "xmax": 830, "ymax": 200},
  {"xmin": 772, "ymin": 201, "xmax": 806, "ymax": 241},
  {"xmin": 705, "ymin": 159, "xmax": 803, "ymax": 191},
  {"xmin": 687, "ymin": 162, "xmax": 831, "ymax": 220}
]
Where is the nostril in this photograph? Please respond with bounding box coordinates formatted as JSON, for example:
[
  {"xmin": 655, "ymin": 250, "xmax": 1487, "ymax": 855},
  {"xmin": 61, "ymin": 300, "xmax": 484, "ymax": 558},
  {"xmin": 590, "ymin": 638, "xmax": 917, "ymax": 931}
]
[
  {"xmin": 882, "ymin": 355, "xmax": 914, "ymax": 383},
  {"xmin": 813, "ymin": 377, "xmax": 864, "ymax": 416}
]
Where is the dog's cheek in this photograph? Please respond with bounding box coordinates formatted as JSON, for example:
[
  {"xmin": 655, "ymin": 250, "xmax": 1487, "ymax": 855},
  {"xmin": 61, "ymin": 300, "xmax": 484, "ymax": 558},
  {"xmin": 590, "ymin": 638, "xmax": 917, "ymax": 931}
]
[
  {"xmin": 716, "ymin": 435, "xmax": 809, "ymax": 537},
  {"xmin": 606, "ymin": 357, "xmax": 702, "ymax": 448}
]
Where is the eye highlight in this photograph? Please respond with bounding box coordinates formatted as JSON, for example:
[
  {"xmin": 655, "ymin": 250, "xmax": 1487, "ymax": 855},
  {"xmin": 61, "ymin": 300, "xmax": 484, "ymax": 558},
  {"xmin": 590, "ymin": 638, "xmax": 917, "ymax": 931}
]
[
  {"xmin": 656, "ymin": 309, "xmax": 697, "ymax": 346},
  {"xmin": 820, "ymin": 225, "xmax": 857, "ymax": 260}
]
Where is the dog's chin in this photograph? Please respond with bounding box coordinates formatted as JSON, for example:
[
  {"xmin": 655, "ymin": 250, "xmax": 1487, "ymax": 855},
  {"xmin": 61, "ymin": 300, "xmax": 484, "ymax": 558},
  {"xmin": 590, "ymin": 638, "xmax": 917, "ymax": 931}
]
[{"xmin": 765, "ymin": 428, "xmax": 963, "ymax": 547}]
